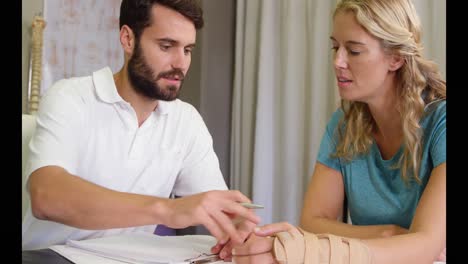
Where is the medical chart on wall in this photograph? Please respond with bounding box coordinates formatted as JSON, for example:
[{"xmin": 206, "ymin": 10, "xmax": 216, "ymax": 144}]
[{"xmin": 41, "ymin": 0, "xmax": 123, "ymax": 95}]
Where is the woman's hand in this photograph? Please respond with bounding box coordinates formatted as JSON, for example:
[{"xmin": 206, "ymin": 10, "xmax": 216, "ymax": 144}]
[
  {"xmin": 253, "ymin": 222, "xmax": 298, "ymax": 237},
  {"xmin": 231, "ymin": 234, "xmax": 276, "ymax": 263},
  {"xmin": 231, "ymin": 233, "xmax": 275, "ymax": 256},
  {"xmin": 436, "ymin": 247, "xmax": 446, "ymax": 262},
  {"xmin": 232, "ymin": 252, "xmax": 278, "ymax": 264},
  {"xmin": 381, "ymin": 224, "xmax": 409, "ymax": 238}
]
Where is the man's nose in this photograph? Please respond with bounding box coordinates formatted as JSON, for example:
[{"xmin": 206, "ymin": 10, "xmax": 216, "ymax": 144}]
[{"xmin": 171, "ymin": 49, "xmax": 189, "ymax": 72}]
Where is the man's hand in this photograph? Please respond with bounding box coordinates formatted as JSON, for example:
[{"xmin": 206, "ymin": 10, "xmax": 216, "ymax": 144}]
[
  {"xmin": 210, "ymin": 217, "xmax": 258, "ymax": 260},
  {"xmin": 163, "ymin": 190, "xmax": 261, "ymax": 245}
]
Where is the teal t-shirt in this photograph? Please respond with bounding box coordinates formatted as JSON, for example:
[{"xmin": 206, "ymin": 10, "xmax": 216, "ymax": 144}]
[{"xmin": 316, "ymin": 100, "xmax": 446, "ymax": 229}]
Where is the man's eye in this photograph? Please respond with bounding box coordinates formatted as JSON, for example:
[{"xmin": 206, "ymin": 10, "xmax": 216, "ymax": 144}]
[
  {"xmin": 160, "ymin": 45, "xmax": 170, "ymax": 51},
  {"xmin": 184, "ymin": 48, "xmax": 192, "ymax": 55}
]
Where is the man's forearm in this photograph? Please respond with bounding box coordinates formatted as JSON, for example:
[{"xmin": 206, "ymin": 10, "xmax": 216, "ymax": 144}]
[{"xmin": 28, "ymin": 166, "xmax": 170, "ymax": 229}]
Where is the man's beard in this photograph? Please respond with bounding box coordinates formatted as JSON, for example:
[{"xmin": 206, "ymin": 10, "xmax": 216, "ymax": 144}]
[{"xmin": 127, "ymin": 43, "xmax": 185, "ymax": 101}]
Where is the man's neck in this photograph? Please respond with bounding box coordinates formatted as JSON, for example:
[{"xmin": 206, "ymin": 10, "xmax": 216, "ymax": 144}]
[{"xmin": 114, "ymin": 67, "xmax": 158, "ymax": 127}]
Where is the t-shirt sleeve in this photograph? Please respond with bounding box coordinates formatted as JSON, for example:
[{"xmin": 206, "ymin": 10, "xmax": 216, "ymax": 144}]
[
  {"xmin": 172, "ymin": 106, "xmax": 228, "ymax": 196},
  {"xmin": 428, "ymin": 101, "xmax": 446, "ymax": 167},
  {"xmin": 316, "ymin": 109, "xmax": 343, "ymax": 171},
  {"xmin": 24, "ymin": 80, "xmax": 85, "ymax": 186}
]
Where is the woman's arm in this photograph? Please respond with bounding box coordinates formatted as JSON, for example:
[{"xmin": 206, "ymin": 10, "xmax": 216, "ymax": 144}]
[
  {"xmin": 237, "ymin": 163, "xmax": 445, "ymax": 264},
  {"xmin": 362, "ymin": 162, "xmax": 446, "ymax": 264},
  {"xmin": 300, "ymin": 162, "xmax": 408, "ymax": 239}
]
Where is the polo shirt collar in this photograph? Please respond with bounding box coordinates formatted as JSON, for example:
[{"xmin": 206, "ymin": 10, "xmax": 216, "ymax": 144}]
[
  {"xmin": 93, "ymin": 66, "xmax": 173, "ymax": 115},
  {"xmin": 93, "ymin": 67, "xmax": 124, "ymax": 104},
  {"xmin": 156, "ymin": 100, "xmax": 171, "ymax": 115}
]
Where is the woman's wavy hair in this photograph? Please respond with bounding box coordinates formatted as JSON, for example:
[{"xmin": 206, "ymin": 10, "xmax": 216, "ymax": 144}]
[{"xmin": 333, "ymin": 0, "xmax": 446, "ymax": 183}]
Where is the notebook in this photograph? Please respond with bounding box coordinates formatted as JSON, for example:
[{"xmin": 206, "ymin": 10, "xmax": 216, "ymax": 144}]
[{"xmin": 49, "ymin": 232, "xmax": 230, "ymax": 264}]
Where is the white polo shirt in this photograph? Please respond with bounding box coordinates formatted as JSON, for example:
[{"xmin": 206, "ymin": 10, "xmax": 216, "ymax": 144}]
[{"xmin": 22, "ymin": 67, "xmax": 228, "ymax": 250}]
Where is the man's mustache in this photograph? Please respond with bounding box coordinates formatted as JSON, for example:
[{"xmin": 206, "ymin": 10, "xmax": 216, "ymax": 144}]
[{"xmin": 157, "ymin": 69, "xmax": 185, "ymax": 81}]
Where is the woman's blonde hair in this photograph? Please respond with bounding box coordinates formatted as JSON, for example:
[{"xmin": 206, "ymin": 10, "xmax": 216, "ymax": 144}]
[{"xmin": 333, "ymin": 0, "xmax": 446, "ymax": 183}]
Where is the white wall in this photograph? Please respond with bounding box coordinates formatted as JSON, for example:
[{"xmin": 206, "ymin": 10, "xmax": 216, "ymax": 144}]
[{"xmin": 413, "ymin": 0, "xmax": 446, "ymax": 79}]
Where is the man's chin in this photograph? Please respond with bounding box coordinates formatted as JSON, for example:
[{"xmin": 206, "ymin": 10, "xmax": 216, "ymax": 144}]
[
  {"xmin": 156, "ymin": 92, "xmax": 179, "ymax": 101},
  {"xmin": 160, "ymin": 86, "xmax": 180, "ymax": 101},
  {"xmin": 157, "ymin": 96, "xmax": 178, "ymax": 101},
  {"xmin": 147, "ymin": 84, "xmax": 181, "ymax": 101}
]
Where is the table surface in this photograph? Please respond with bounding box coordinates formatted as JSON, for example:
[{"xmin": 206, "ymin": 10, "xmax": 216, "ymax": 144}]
[
  {"xmin": 22, "ymin": 248, "xmax": 73, "ymax": 264},
  {"xmin": 22, "ymin": 248, "xmax": 228, "ymax": 264},
  {"xmin": 22, "ymin": 248, "xmax": 446, "ymax": 264}
]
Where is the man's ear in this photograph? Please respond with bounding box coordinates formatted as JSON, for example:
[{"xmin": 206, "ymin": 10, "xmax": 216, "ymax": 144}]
[
  {"xmin": 120, "ymin": 25, "xmax": 135, "ymax": 55},
  {"xmin": 389, "ymin": 54, "xmax": 404, "ymax": 72}
]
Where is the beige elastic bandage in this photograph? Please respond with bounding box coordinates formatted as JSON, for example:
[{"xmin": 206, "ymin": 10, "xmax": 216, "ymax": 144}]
[{"xmin": 272, "ymin": 228, "xmax": 372, "ymax": 264}]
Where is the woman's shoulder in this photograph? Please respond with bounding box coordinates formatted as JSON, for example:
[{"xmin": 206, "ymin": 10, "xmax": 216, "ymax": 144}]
[
  {"xmin": 421, "ymin": 99, "xmax": 446, "ymax": 135},
  {"xmin": 327, "ymin": 108, "xmax": 345, "ymax": 128},
  {"xmin": 423, "ymin": 99, "xmax": 446, "ymax": 121}
]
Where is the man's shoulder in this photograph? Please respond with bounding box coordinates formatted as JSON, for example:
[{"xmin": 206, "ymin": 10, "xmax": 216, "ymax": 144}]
[
  {"xmin": 38, "ymin": 74, "xmax": 98, "ymax": 115},
  {"xmin": 169, "ymin": 99, "xmax": 200, "ymax": 116},
  {"xmin": 163, "ymin": 100, "xmax": 210, "ymax": 131},
  {"xmin": 43, "ymin": 74, "xmax": 94, "ymax": 99}
]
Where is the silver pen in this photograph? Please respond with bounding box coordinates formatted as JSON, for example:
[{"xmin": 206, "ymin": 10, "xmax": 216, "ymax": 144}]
[
  {"xmin": 189, "ymin": 254, "xmax": 222, "ymax": 264},
  {"xmin": 239, "ymin": 202, "xmax": 264, "ymax": 209}
]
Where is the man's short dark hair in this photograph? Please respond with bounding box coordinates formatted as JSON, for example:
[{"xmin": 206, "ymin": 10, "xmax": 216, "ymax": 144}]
[{"xmin": 119, "ymin": 0, "xmax": 204, "ymax": 40}]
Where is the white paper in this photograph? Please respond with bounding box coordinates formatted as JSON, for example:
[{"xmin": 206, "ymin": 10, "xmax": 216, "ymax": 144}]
[
  {"xmin": 49, "ymin": 232, "xmax": 230, "ymax": 264},
  {"xmin": 51, "ymin": 245, "xmax": 141, "ymax": 264}
]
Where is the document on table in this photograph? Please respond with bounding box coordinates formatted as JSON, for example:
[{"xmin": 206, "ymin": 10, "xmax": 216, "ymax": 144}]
[{"xmin": 49, "ymin": 232, "xmax": 231, "ymax": 264}]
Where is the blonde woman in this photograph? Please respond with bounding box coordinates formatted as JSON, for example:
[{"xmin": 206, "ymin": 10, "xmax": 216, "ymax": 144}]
[{"xmin": 231, "ymin": 0, "xmax": 446, "ymax": 263}]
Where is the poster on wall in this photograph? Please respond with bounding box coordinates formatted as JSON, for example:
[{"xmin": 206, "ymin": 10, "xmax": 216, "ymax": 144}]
[{"xmin": 41, "ymin": 0, "xmax": 123, "ymax": 95}]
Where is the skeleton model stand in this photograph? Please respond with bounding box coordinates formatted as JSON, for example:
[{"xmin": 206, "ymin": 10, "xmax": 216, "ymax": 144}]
[{"xmin": 28, "ymin": 15, "xmax": 46, "ymax": 114}]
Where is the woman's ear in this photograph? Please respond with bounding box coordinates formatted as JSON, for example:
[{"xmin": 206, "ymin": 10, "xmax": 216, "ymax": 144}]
[
  {"xmin": 120, "ymin": 25, "xmax": 135, "ymax": 55},
  {"xmin": 389, "ymin": 54, "xmax": 405, "ymax": 72}
]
